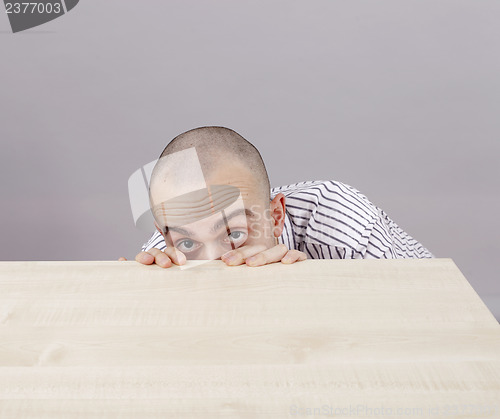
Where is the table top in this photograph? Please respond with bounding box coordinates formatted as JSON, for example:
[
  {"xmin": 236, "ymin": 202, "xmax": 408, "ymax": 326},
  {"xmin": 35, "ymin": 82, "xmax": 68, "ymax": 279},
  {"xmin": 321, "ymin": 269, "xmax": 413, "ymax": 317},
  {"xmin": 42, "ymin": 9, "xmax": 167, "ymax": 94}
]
[{"xmin": 0, "ymin": 258, "xmax": 499, "ymax": 418}]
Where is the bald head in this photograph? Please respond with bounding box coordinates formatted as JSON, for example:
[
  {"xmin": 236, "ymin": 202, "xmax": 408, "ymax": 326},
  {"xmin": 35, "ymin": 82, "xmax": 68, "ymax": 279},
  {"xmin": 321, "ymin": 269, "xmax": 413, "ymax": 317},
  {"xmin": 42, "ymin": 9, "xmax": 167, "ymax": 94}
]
[
  {"xmin": 146, "ymin": 127, "xmax": 285, "ymax": 259},
  {"xmin": 150, "ymin": 126, "xmax": 271, "ymax": 204}
]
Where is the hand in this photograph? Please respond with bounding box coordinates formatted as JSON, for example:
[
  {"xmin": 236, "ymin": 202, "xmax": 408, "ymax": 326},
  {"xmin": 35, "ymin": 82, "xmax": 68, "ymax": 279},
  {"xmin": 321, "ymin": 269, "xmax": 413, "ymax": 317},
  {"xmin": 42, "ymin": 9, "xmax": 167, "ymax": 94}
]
[
  {"xmin": 118, "ymin": 247, "xmax": 186, "ymax": 268},
  {"xmin": 221, "ymin": 243, "xmax": 307, "ymax": 267}
]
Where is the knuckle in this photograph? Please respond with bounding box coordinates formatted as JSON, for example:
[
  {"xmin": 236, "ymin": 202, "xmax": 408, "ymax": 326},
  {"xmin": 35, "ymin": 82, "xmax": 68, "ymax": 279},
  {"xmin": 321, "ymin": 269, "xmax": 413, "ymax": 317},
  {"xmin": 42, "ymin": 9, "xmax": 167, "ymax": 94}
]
[
  {"xmin": 156, "ymin": 255, "xmax": 172, "ymax": 267},
  {"xmin": 231, "ymin": 250, "xmax": 243, "ymax": 259},
  {"xmin": 258, "ymin": 243, "xmax": 269, "ymax": 252},
  {"xmin": 156, "ymin": 252, "xmax": 168, "ymax": 261},
  {"xmin": 254, "ymin": 252, "xmax": 266, "ymax": 263}
]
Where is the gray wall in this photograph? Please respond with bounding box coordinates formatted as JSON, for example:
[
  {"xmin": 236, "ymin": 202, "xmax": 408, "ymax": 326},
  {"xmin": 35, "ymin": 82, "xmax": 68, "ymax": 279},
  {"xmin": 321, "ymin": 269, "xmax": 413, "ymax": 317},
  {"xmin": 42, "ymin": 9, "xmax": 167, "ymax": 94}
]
[{"xmin": 1, "ymin": 0, "xmax": 499, "ymax": 320}]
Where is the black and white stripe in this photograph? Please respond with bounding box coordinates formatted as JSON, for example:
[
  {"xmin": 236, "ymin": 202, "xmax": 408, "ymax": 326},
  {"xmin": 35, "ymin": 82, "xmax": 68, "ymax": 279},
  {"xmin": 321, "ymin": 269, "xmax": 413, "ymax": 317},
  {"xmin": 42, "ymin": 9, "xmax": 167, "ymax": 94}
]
[{"xmin": 141, "ymin": 180, "xmax": 434, "ymax": 259}]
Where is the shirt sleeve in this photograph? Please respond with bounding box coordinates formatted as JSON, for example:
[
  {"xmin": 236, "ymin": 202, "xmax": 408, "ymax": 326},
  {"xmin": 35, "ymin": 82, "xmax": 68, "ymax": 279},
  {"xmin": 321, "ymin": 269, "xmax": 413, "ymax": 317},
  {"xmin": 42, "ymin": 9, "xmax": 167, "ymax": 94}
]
[
  {"xmin": 141, "ymin": 230, "xmax": 167, "ymax": 252},
  {"xmin": 284, "ymin": 180, "xmax": 434, "ymax": 259},
  {"xmin": 366, "ymin": 207, "xmax": 435, "ymax": 258}
]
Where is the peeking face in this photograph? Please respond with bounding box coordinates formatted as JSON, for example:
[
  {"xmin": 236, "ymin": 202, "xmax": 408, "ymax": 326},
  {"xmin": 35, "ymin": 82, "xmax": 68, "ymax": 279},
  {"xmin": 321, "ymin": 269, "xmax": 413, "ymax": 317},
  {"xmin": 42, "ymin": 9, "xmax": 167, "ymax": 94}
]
[
  {"xmin": 149, "ymin": 156, "xmax": 283, "ymax": 261},
  {"xmin": 159, "ymin": 196, "xmax": 260, "ymax": 260},
  {"xmin": 166, "ymin": 208, "xmax": 249, "ymax": 259}
]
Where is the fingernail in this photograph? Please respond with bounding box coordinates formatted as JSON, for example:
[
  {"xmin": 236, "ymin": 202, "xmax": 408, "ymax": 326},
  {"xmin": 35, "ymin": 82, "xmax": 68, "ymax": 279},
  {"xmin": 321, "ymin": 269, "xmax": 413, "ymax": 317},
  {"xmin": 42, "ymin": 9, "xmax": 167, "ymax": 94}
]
[
  {"xmin": 246, "ymin": 257, "xmax": 260, "ymax": 267},
  {"xmin": 176, "ymin": 250, "xmax": 186, "ymax": 264},
  {"xmin": 225, "ymin": 255, "xmax": 237, "ymax": 263},
  {"xmin": 159, "ymin": 255, "xmax": 171, "ymax": 267}
]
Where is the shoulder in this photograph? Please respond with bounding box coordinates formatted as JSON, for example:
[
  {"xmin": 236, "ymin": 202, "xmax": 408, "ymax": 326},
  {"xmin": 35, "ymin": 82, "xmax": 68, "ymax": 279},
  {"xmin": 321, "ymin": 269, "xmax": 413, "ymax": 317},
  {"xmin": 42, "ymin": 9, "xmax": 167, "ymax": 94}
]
[
  {"xmin": 272, "ymin": 180, "xmax": 378, "ymax": 219},
  {"xmin": 272, "ymin": 180, "xmax": 380, "ymax": 252}
]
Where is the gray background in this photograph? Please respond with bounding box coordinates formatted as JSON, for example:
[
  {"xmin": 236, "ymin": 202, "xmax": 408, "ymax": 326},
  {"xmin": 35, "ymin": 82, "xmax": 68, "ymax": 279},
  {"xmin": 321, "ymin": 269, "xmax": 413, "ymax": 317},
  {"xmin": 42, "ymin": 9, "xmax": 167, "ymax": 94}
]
[{"xmin": 1, "ymin": 0, "xmax": 499, "ymax": 320}]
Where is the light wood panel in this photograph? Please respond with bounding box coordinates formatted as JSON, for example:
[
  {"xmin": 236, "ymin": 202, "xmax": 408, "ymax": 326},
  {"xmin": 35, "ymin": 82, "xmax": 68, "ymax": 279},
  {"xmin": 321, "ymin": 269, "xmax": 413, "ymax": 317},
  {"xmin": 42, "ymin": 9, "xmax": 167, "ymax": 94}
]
[{"xmin": 0, "ymin": 259, "xmax": 499, "ymax": 418}]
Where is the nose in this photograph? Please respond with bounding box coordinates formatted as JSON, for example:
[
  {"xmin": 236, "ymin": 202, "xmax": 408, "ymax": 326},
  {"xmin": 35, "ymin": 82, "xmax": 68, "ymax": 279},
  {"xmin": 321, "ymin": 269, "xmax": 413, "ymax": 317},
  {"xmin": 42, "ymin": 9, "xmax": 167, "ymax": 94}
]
[{"xmin": 198, "ymin": 244, "xmax": 225, "ymax": 261}]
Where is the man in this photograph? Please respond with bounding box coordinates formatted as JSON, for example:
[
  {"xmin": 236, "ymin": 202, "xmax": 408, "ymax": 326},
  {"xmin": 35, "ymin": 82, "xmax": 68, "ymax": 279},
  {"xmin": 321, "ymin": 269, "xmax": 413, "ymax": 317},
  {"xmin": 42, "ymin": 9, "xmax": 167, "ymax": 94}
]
[{"xmin": 120, "ymin": 126, "xmax": 433, "ymax": 268}]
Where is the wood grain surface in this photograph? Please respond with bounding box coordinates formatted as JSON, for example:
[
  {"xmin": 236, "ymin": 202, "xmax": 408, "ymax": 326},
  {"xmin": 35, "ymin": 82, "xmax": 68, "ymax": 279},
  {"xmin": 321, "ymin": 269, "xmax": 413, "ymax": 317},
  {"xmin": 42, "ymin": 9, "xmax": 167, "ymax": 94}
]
[{"xmin": 0, "ymin": 259, "xmax": 499, "ymax": 418}]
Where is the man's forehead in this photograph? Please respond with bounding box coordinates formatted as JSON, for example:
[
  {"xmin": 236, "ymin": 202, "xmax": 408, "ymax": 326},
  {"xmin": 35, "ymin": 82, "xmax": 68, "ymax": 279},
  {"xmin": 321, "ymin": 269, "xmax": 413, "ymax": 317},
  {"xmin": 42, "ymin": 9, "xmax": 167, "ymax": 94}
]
[
  {"xmin": 148, "ymin": 146, "xmax": 263, "ymax": 228},
  {"xmin": 152, "ymin": 184, "xmax": 245, "ymax": 228}
]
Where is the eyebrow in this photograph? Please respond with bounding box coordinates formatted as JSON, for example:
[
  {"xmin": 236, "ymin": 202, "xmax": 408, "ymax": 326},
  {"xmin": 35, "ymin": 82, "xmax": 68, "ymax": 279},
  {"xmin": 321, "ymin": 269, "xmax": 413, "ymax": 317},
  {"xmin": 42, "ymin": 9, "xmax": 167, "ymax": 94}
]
[{"xmin": 165, "ymin": 208, "xmax": 256, "ymax": 237}]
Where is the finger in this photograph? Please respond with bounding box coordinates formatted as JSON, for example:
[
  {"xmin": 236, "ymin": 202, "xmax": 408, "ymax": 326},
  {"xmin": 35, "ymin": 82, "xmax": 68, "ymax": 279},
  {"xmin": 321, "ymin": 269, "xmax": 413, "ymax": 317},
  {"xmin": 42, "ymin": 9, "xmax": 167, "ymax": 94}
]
[
  {"xmin": 135, "ymin": 248, "xmax": 172, "ymax": 268},
  {"xmin": 149, "ymin": 248, "xmax": 173, "ymax": 268},
  {"xmin": 281, "ymin": 250, "xmax": 307, "ymax": 264},
  {"xmin": 163, "ymin": 247, "xmax": 186, "ymax": 265},
  {"xmin": 118, "ymin": 257, "xmax": 127, "ymax": 261},
  {"xmin": 221, "ymin": 244, "xmax": 268, "ymax": 266},
  {"xmin": 135, "ymin": 251, "xmax": 155, "ymax": 265},
  {"xmin": 245, "ymin": 244, "xmax": 289, "ymax": 267}
]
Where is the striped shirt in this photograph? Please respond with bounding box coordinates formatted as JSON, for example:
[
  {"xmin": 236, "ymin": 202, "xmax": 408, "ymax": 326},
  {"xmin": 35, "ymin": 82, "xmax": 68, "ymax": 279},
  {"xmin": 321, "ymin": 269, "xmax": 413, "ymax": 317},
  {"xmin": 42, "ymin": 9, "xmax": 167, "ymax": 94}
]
[{"xmin": 141, "ymin": 180, "xmax": 434, "ymax": 259}]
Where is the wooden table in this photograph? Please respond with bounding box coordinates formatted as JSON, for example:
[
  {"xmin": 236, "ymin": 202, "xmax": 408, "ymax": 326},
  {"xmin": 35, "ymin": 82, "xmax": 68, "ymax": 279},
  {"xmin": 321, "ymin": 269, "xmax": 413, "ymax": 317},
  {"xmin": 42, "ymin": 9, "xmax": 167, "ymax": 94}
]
[{"xmin": 0, "ymin": 259, "xmax": 499, "ymax": 418}]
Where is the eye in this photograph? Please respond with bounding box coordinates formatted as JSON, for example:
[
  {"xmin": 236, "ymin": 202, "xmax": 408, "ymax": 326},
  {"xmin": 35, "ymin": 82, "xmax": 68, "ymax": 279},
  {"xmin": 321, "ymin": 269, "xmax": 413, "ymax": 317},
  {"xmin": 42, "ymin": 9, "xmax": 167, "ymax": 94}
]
[
  {"xmin": 224, "ymin": 230, "xmax": 247, "ymax": 245},
  {"xmin": 176, "ymin": 239, "xmax": 201, "ymax": 253}
]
